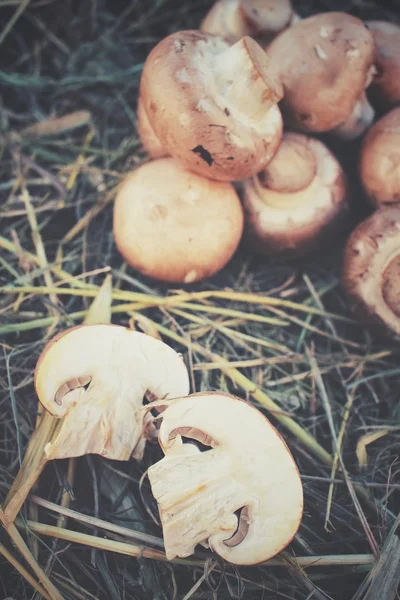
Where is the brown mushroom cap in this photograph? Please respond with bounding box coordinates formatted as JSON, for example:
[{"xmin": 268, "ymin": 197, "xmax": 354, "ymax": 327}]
[
  {"xmin": 241, "ymin": 133, "xmax": 349, "ymax": 257},
  {"xmin": 266, "ymin": 12, "xmax": 376, "ymax": 133},
  {"xmin": 113, "ymin": 158, "xmax": 244, "ymax": 283},
  {"xmin": 359, "ymin": 107, "xmax": 400, "ymax": 207},
  {"xmin": 148, "ymin": 392, "xmax": 303, "ymax": 565},
  {"xmin": 366, "ymin": 21, "xmax": 400, "ymax": 111},
  {"xmin": 341, "ymin": 205, "xmax": 400, "ymax": 337},
  {"xmin": 200, "ymin": 0, "xmax": 295, "ymax": 44},
  {"xmin": 139, "ymin": 31, "xmax": 283, "ymax": 181},
  {"xmin": 136, "ymin": 96, "xmax": 167, "ymax": 159}
]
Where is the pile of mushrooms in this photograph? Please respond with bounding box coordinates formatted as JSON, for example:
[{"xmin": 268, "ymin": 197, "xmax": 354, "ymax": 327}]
[{"xmin": 110, "ymin": 4, "xmax": 400, "ymax": 338}]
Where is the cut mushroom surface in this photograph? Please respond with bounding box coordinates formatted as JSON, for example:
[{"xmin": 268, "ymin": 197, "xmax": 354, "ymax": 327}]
[
  {"xmin": 139, "ymin": 31, "xmax": 283, "ymax": 181},
  {"xmin": 342, "ymin": 205, "xmax": 400, "ymax": 336},
  {"xmin": 148, "ymin": 392, "xmax": 303, "ymax": 565},
  {"xmin": 34, "ymin": 324, "xmax": 190, "ymax": 460},
  {"xmin": 113, "ymin": 158, "xmax": 244, "ymax": 283},
  {"xmin": 241, "ymin": 133, "xmax": 349, "ymax": 257},
  {"xmin": 266, "ymin": 12, "xmax": 376, "ymax": 134},
  {"xmin": 359, "ymin": 107, "xmax": 400, "ymax": 207}
]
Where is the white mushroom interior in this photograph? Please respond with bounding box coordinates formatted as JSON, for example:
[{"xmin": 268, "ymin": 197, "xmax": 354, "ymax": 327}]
[
  {"xmin": 148, "ymin": 393, "xmax": 303, "ymax": 565},
  {"xmin": 34, "ymin": 324, "xmax": 190, "ymax": 461}
]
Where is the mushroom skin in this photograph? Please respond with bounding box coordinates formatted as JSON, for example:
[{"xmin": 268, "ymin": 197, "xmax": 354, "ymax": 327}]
[
  {"xmin": 359, "ymin": 107, "xmax": 400, "ymax": 207},
  {"xmin": 136, "ymin": 96, "xmax": 167, "ymax": 159},
  {"xmin": 366, "ymin": 21, "xmax": 400, "ymax": 111},
  {"xmin": 241, "ymin": 133, "xmax": 349, "ymax": 257},
  {"xmin": 341, "ymin": 205, "xmax": 400, "ymax": 337},
  {"xmin": 148, "ymin": 392, "xmax": 303, "ymax": 565},
  {"xmin": 200, "ymin": 0, "xmax": 297, "ymax": 45},
  {"xmin": 139, "ymin": 31, "xmax": 283, "ymax": 181},
  {"xmin": 34, "ymin": 324, "xmax": 190, "ymax": 461},
  {"xmin": 113, "ymin": 158, "xmax": 244, "ymax": 283},
  {"xmin": 266, "ymin": 12, "xmax": 376, "ymax": 134}
]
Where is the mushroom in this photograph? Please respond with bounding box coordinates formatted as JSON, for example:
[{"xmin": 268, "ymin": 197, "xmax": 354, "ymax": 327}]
[
  {"xmin": 138, "ymin": 31, "xmax": 283, "ymax": 181},
  {"xmin": 341, "ymin": 205, "xmax": 400, "ymax": 337},
  {"xmin": 241, "ymin": 132, "xmax": 349, "ymax": 257},
  {"xmin": 147, "ymin": 392, "xmax": 303, "ymax": 565},
  {"xmin": 365, "ymin": 21, "xmax": 400, "ymax": 112},
  {"xmin": 136, "ymin": 96, "xmax": 167, "ymax": 159},
  {"xmin": 200, "ymin": 0, "xmax": 298, "ymax": 45},
  {"xmin": 266, "ymin": 12, "xmax": 376, "ymax": 135},
  {"xmin": 34, "ymin": 324, "xmax": 190, "ymax": 461},
  {"xmin": 113, "ymin": 157, "xmax": 244, "ymax": 283},
  {"xmin": 359, "ymin": 107, "xmax": 400, "ymax": 207}
]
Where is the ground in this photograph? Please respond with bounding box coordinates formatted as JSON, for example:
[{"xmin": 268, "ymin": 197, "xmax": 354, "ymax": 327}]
[{"xmin": 0, "ymin": 1, "xmax": 400, "ymax": 599}]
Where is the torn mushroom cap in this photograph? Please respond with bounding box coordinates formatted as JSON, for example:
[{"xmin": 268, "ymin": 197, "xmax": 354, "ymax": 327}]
[
  {"xmin": 200, "ymin": 0, "xmax": 296, "ymax": 45},
  {"xmin": 113, "ymin": 157, "xmax": 244, "ymax": 283},
  {"xmin": 266, "ymin": 12, "xmax": 376, "ymax": 133},
  {"xmin": 342, "ymin": 205, "xmax": 400, "ymax": 337},
  {"xmin": 147, "ymin": 392, "xmax": 303, "ymax": 565},
  {"xmin": 366, "ymin": 21, "xmax": 400, "ymax": 111},
  {"xmin": 359, "ymin": 106, "xmax": 400, "ymax": 207},
  {"xmin": 136, "ymin": 96, "xmax": 167, "ymax": 159},
  {"xmin": 139, "ymin": 31, "xmax": 283, "ymax": 181},
  {"xmin": 241, "ymin": 133, "xmax": 349, "ymax": 257},
  {"xmin": 34, "ymin": 324, "xmax": 190, "ymax": 461}
]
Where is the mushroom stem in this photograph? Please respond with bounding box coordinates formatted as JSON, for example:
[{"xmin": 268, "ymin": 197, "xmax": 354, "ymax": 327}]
[{"xmin": 212, "ymin": 36, "xmax": 283, "ymax": 120}]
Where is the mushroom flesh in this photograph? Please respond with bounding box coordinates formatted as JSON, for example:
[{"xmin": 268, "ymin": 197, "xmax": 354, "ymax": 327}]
[
  {"xmin": 113, "ymin": 157, "xmax": 244, "ymax": 283},
  {"xmin": 241, "ymin": 132, "xmax": 349, "ymax": 257},
  {"xmin": 147, "ymin": 392, "xmax": 304, "ymax": 565},
  {"xmin": 266, "ymin": 12, "xmax": 376, "ymax": 134},
  {"xmin": 359, "ymin": 106, "xmax": 400, "ymax": 208},
  {"xmin": 34, "ymin": 324, "xmax": 190, "ymax": 460},
  {"xmin": 136, "ymin": 96, "xmax": 167, "ymax": 159},
  {"xmin": 138, "ymin": 31, "xmax": 283, "ymax": 181},
  {"xmin": 342, "ymin": 205, "xmax": 400, "ymax": 337}
]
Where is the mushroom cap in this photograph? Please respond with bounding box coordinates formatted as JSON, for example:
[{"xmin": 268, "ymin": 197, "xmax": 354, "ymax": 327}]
[
  {"xmin": 341, "ymin": 205, "xmax": 400, "ymax": 337},
  {"xmin": 241, "ymin": 133, "xmax": 349, "ymax": 257},
  {"xmin": 200, "ymin": 0, "xmax": 294, "ymax": 44},
  {"xmin": 113, "ymin": 158, "xmax": 244, "ymax": 283},
  {"xmin": 148, "ymin": 392, "xmax": 303, "ymax": 565},
  {"xmin": 266, "ymin": 12, "xmax": 376, "ymax": 132},
  {"xmin": 139, "ymin": 30, "xmax": 283, "ymax": 181},
  {"xmin": 366, "ymin": 21, "xmax": 400, "ymax": 111},
  {"xmin": 359, "ymin": 107, "xmax": 400, "ymax": 207},
  {"xmin": 34, "ymin": 324, "xmax": 190, "ymax": 460},
  {"xmin": 200, "ymin": 0, "xmax": 252, "ymax": 43},
  {"xmin": 240, "ymin": 0, "xmax": 294, "ymax": 35},
  {"xmin": 136, "ymin": 96, "xmax": 167, "ymax": 159}
]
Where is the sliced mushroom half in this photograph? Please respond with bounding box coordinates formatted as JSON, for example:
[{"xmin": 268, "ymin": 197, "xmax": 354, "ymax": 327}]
[
  {"xmin": 147, "ymin": 392, "xmax": 303, "ymax": 565},
  {"xmin": 34, "ymin": 324, "xmax": 190, "ymax": 461}
]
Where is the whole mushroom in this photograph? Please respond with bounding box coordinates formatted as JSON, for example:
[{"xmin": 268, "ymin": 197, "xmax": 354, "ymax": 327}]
[
  {"xmin": 113, "ymin": 158, "xmax": 244, "ymax": 283},
  {"xmin": 241, "ymin": 132, "xmax": 349, "ymax": 257},
  {"xmin": 200, "ymin": 0, "xmax": 298, "ymax": 45},
  {"xmin": 342, "ymin": 205, "xmax": 400, "ymax": 337},
  {"xmin": 148, "ymin": 392, "xmax": 304, "ymax": 565},
  {"xmin": 359, "ymin": 107, "xmax": 400, "ymax": 207},
  {"xmin": 366, "ymin": 21, "xmax": 400, "ymax": 112},
  {"xmin": 266, "ymin": 12, "xmax": 376, "ymax": 137},
  {"xmin": 138, "ymin": 31, "xmax": 283, "ymax": 181},
  {"xmin": 34, "ymin": 324, "xmax": 190, "ymax": 460}
]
